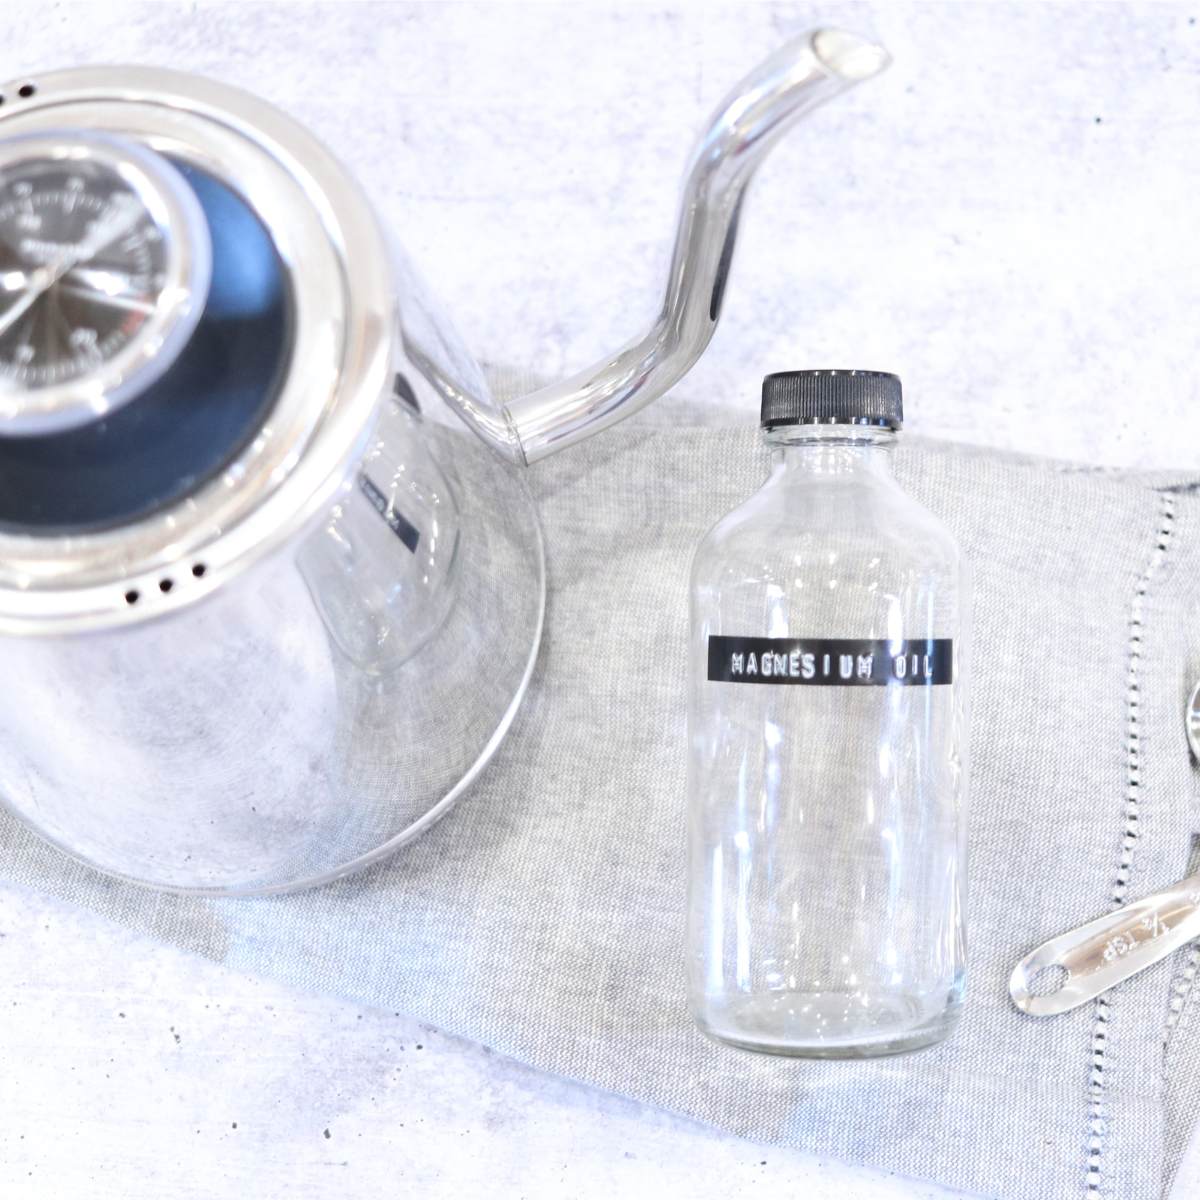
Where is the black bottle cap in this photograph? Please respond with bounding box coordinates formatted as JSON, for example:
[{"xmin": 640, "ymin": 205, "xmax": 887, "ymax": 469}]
[{"xmin": 760, "ymin": 370, "xmax": 903, "ymax": 430}]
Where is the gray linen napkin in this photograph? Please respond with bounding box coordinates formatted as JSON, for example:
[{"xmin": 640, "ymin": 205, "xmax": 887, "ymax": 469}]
[{"xmin": 2, "ymin": 404, "xmax": 1199, "ymax": 1199}]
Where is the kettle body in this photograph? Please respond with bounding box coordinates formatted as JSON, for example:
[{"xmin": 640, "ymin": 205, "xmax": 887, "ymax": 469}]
[
  {"xmin": 0, "ymin": 417, "xmax": 543, "ymax": 893},
  {"xmin": 0, "ymin": 32, "xmax": 887, "ymax": 892}
]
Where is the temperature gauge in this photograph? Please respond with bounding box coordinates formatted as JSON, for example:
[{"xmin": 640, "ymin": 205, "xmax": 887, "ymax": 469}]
[{"xmin": 0, "ymin": 131, "xmax": 211, "ymax": 435}]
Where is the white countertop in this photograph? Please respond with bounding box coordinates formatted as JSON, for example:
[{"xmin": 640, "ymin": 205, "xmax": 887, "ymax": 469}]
[
  {"xmin": 0, "ymin": 884, "xmax": 960, "ymax": 1199},
  {"xmin": 3, "ymin": 3, "xmax": 1200, "ymax": 1197}
]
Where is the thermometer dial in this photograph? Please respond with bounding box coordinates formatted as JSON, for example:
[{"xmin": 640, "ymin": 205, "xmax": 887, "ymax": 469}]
[{"xmin": 0, "ymin": 132, "xmax": 211, "ymax": 435}]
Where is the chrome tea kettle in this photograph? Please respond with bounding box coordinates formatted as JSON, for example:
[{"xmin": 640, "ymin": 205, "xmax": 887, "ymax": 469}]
[{"xmin": 0, "ymin": 29, "xmax": 889, "ymax": 893}]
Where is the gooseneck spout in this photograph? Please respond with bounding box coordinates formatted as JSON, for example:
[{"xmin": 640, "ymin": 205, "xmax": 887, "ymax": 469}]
[{"xmin": 433, "ymin": 28, "xmax": 891, "ymax": 465}]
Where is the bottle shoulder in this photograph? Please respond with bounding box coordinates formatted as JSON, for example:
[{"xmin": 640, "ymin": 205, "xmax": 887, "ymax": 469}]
[{"xmin": 692, "ymin": 472, "xmax": 962, "ymax": 587}]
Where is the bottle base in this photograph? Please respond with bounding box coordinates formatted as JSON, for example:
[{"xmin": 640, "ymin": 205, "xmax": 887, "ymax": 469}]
[{"xmin": 691, "ymin": 987, "xmax": 962, "ymax": 1059}]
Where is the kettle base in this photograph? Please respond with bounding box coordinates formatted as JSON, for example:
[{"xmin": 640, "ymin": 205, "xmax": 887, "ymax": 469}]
[{"xmin": 0, "ymin": 423, "xmax": 546, "ymax": 896}]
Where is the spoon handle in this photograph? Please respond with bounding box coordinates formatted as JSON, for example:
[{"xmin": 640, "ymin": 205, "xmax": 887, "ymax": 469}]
[{"xmin": 1010, "ymin": 875, "xmax": 1200, "ymax": 1016}]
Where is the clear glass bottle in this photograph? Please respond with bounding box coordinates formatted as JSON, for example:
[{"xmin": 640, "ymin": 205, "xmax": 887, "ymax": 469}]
[{"xmin": 686, "ymin": 370, "xmax": 969, "ymax": 1057}]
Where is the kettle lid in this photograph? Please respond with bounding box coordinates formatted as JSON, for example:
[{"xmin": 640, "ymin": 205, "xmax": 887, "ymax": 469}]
[{"xmin": 0, "ymin": 66, "xmax": 394, "ymax": 634}]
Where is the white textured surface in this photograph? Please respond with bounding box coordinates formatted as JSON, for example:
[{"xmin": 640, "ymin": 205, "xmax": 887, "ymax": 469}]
[
  {"xmin": 0, "ymin": 883, "xmax": 962, "ymax": 1200},
  {"xmin": 2, "ymin": 2, "xmax": 1200, "ymax": 1197},
  {"xmin": 6, "ymin": 0, "xmax": 1200, "ymax": 468}
]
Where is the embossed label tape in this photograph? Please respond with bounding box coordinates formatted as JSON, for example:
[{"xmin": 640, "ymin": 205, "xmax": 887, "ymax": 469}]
[
  {"xmin": 706, "ymin": 636, "xmax": 954, "ymax": 686},
  {"xmin": 359, "ymin": 473, "xmax": 420, "ymax": 554}
]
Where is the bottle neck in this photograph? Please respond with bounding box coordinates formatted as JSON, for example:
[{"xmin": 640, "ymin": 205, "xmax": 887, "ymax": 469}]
[{"xmin": 763, "ymin": 423, "xmax": 898, "ymax": 480}]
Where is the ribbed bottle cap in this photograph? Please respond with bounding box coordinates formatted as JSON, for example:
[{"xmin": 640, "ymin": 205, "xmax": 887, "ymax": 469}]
[{"xmin": 760, "ymin": 370, "xmax": 902, "ymax": 429}]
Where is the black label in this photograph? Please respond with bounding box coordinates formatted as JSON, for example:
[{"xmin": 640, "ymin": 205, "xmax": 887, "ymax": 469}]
[
  {"xmin": 707, "ymin": 636, "xmax": 953, "ymax": 686},
  {"xmin": 359, "ymin": 474, "xmax": 420, "ymax": 554}
]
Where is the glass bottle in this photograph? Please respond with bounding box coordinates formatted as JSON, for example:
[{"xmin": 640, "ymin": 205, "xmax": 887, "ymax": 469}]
[{"xmin": 686, "ymin": 370, "xmax": 969, "ymax": 1057}]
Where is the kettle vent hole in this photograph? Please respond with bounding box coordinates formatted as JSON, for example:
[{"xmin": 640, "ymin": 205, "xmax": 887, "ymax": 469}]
[
  {"xmin": 191, "ymin": 563, "xmax": 207, "ymax": 578},
  {"xmin": 158, "ymin": 578, "xmax": 174, "ymax": 594},
  {"xmin": 17, "ymin": 84, "xmax": 35, "ymax": 99},
  {"xmin": 124, "ymin": 589, "xmax": 140, "ymax": 606}
]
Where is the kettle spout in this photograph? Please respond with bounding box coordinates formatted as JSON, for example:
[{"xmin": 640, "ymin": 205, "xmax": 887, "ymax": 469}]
[{"xmin": 440, "ymin": 28, "xmax": 890, "ymax": 465}]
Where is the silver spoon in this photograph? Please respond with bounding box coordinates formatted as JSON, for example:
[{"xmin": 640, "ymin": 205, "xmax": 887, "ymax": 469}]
[{"xmin": 1009, "ymin": 681, "xmax": 1200, "ymax": 1016}]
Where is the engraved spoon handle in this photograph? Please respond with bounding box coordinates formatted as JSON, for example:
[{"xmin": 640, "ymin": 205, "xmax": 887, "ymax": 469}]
[{"xmin": 1010, "ymin": 874, "xmax": 1200, "ymax": 1016}]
